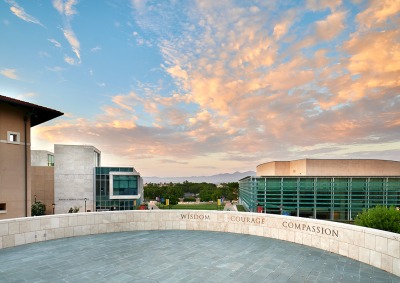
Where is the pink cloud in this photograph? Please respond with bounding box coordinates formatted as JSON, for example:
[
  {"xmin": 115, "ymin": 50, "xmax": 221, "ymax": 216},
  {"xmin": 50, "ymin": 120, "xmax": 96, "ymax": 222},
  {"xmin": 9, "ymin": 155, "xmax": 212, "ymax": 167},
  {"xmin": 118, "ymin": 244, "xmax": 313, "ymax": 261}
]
[
  {"xmin": 0, "ymin": 68, "xmax": 19, "ymax": 80},
  {"xmin": 32, "ymin": 1, "xmax": 400, "ymax": 176},
  {"xmin": 316, "ymin": 10, "xmax": 346, "ymax": 41},
  {"xmin": 306, "ymin": 0, "xmax": 342, "ymax": 12},
  {"xmin": 357, "ymin": 0, "xmax": 400, "ymax": 28}
]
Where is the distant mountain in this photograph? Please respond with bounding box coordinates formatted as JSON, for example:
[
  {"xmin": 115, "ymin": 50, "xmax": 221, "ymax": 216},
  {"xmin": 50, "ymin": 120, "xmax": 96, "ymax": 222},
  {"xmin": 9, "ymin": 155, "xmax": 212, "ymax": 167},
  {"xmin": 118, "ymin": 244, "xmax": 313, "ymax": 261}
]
[{"xmin": 143, "ymin": 171, "xmax": 256, "ymax": 184}]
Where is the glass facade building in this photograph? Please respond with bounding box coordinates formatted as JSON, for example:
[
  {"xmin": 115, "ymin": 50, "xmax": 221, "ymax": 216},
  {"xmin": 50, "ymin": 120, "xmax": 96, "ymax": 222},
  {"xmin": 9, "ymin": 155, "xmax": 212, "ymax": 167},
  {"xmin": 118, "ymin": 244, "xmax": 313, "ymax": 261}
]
[
  {"xmin": 95, "ymin": 167, "xmax": 143, "ymax": 211},
  {"xmin": 239, "ymin": 176, "xmax": 400, "ymax": 221}
]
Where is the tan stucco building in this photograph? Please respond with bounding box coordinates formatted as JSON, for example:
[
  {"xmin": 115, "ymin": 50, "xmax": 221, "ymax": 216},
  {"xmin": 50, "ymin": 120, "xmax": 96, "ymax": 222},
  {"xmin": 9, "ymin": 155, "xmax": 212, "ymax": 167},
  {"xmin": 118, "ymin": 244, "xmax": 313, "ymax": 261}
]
[
  {"xmin": 31, "ymin": 150, "xmax": 55, "ymax": 215},
  {"xmin": 0, "ymin": 95, "xmax": 62, "ymax": 219}
]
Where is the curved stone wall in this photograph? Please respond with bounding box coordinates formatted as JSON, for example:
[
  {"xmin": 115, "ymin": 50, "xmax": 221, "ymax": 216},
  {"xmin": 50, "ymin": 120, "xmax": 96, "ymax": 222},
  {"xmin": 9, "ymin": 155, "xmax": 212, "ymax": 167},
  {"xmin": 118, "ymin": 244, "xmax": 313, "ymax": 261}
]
[{"xmin": 0, "ymin": 210, "xmax": 399, "ymax": 276}]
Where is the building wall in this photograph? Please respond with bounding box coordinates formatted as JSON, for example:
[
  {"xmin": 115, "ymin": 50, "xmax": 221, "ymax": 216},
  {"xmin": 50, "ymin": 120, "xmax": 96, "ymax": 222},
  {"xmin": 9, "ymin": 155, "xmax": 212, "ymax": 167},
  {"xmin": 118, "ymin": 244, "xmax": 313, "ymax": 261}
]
[
  {"xmin": 239, "ymin": 176, "xmax": 400, "ymax": 220},
  {"xmin": 305, "ymin": 159, "xmax": 400, "ymax": 176},
  {"xmin": 0, "ymin": 103, "xmax": 31, "ymax": 219},
  {"xmin": 257, "ymin": 161, "xmax": 290, "ymax": 176},
  {"xmin": 31, "ymin": 150, "xmax": 53, "ymax": 166},
  {"xmin": 289, "ymin": 159, "xmax": 307, "ymax": 175},
  {"xmin": 54, "ymin": 144, "xmax": 100, "ymax": 214},
  {"xmin": 275, "ymin": 161, "xmax": 291, "ymax": 175},
  {"xmin": 257, "ymin": 159, "xmax": 400, "ymax": 176},
  {"xmin": 31, "ymin": 166, "xmax": 54, "ymax": 215},
  {"xmin": 0, "ymin": 211, "xmax": 399, "ymax": 276},
  {"xmin": 256, "ymin": 162, "xmax": 277, "ymax": 176}
]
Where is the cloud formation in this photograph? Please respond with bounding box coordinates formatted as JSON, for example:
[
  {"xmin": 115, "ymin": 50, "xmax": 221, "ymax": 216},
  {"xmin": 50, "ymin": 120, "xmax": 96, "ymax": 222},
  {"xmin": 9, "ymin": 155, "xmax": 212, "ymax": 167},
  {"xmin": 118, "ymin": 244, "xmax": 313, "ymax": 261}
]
[
  {"xmin": 5, "ymin": 0, "xmax": 44, "ymax": 26},
  {"xmin": 52, "ymin": 0, "xmax": 81, "ymax": 65},
  {"xmin": 48, "ymin": 38, "xmax": 62, "ymax": 48},
  {"xmin": 33, "ymin": 1, "xmax": 400, "ymax": 176},
  {"xmin": 0, "ymin": 68, "xmax": 18, "ymax": 80}
]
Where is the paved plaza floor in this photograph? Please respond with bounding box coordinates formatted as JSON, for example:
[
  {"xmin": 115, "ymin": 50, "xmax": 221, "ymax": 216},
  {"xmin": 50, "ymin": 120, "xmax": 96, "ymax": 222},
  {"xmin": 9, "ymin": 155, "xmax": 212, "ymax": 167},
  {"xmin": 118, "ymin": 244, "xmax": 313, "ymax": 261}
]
[{"xmin": 0, "ymin": 230, "xmax": 399, "ymax": 283}]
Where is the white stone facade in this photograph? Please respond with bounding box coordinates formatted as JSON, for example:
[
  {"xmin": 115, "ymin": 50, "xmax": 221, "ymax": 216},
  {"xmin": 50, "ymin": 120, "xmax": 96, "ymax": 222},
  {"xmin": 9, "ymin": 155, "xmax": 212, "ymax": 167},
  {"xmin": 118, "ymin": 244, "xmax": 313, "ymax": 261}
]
[
  {"xmin": 54, "ymin": 145, "xmax": 100, "ymax": 214},
  {"xmin": 31, "ymin": 150, "xmax": 53, "ymax": 166},
  {"xmin": 0, "ymin": 211, "xmax": 399, "ymax": 277}
]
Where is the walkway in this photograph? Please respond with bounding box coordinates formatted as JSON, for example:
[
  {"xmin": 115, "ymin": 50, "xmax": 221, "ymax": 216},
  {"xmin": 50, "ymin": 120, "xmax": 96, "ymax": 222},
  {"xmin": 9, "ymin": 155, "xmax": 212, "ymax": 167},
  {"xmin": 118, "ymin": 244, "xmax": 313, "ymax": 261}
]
[
  {"xmin": 148, "ymin": 201, "xmax": 160, "ymax": 210},
  {"xmin": 224, "ymin": 201, "xmax": 237, "ymax": 211},
  {"xmin": 0, "ymin": 230, "xmax": 399, "ymax": 282}
]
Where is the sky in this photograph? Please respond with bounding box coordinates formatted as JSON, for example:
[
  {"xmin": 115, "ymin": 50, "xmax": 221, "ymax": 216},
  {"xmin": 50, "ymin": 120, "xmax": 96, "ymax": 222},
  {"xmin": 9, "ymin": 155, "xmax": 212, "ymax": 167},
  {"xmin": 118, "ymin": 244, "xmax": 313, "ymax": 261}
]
[{"xmin": 1, "ymin": 0, "xmax": 399, "ymax": 177}]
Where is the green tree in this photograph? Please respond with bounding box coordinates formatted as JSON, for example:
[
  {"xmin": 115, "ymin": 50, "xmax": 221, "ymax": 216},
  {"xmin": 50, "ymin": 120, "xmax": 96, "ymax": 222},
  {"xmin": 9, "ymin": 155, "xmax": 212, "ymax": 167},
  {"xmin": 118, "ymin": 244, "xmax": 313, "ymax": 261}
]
[
  {"xmin": 211, "ymin": 189, "xmax": 223, "ymax": 202},
  {"xmin": 144, "ymin": 183, "xmax": 163, "ymax": 201},
  {"xmin": 165, "ymin": 186, "xmax": 183, "ymax": 205},
  {"xmin": 220, "ymin": 182, "xmax": 239, "ymax": 201},
  {"xmin": 199, "ymin": 187, "xmax": 213, "ymax": 202},
  {"xmin": 197, "ymin": 182, "xmax": 216, "ymax": 202},
  {"xmin": 354, "ymin": 206, "xmax": 400, "ymax": 233},
  {"xmin": 31, "ymin": 201, "xmax": 46, "ymax": 216}
]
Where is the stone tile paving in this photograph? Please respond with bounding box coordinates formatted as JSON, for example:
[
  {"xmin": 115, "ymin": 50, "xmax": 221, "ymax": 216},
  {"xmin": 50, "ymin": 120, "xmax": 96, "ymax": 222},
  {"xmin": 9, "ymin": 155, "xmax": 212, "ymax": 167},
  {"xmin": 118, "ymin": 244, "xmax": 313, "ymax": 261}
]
[{"xmin": 0, "ymin": 230, "xmax": 399, "ymax": 283}]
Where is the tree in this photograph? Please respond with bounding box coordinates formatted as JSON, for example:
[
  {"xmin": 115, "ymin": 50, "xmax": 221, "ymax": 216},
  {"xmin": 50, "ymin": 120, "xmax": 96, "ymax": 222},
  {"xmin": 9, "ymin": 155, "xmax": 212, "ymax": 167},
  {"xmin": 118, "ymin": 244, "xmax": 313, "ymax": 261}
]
[
  {"xmin": 354, "ymin": 206, "xmax": 400, "ymax": 233},
  {"xmin": 144, "ymin": 183, "xmax": 163, "ymax": 201},
  {"xmin": 211, "ymin": 189, "xmax": 223, "ymax": 202},
  {"xmin": 220, "ymin": 182, "xmax": 239, "ymax": 201},
  {"xmin": 31, "ymin": 201, "xmax": 46, "ymax": 216},
  {"xmin": 164, "ymin": 186, "xmax": 183, "ymax": 205},
  {"xmin": 199, "ymin": 187, "xmax": 213, "ymax": 202},
  {"xmin": 144, "ymin": 181, "xmax": 234, "ymax": 203}
]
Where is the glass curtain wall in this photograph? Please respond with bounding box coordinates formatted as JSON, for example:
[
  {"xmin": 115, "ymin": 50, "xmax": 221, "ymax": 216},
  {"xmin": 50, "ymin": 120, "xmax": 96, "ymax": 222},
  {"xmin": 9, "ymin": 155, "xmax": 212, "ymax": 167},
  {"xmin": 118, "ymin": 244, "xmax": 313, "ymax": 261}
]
[
  {"xmin": 95, "ymin": 167, "xmax": 139, "ymax": 211},
  {"xmin": 238, "ymin": 177, "xmax": 256, "ymax": 211},
  {"xmin": 299, "ymin": 178, "xmax": 314, "ymax": 218},
  {"xmin": 264, "ymin": 178, "xmax": 280, "ymax": 214},
  {"xmin": 113, "ymin": 175, "xmax": 138, "ymax": 196},
  {"xmin": 239, "ymin": 176, "xmax": 400, "ymax": 221}
]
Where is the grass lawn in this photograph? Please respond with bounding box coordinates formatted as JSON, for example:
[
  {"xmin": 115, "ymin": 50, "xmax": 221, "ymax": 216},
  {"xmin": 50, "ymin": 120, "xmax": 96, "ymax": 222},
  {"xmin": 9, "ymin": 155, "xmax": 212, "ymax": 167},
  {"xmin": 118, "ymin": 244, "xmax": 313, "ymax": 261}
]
[{"xmin": 158, "ymin": 203, "xmax": 225, "ymax": 210}]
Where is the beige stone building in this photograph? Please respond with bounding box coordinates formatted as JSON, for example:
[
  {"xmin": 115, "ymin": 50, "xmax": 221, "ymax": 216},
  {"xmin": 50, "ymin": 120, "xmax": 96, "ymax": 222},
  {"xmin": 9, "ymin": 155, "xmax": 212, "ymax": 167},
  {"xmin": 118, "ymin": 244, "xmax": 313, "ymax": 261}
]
[
  {"xmin": 257, "ymin": 159, "xmax": 400, "ymax": 176},
  {"xmin": 54, "ymin": 144, "xmax": 101, "ymax": 214},
  {"xmin": 0, "ymin": 95, "xmax": 62, "ymax": 219},
  {"xmin": 31, "ymin": 144, "xmax": 143, "ymax": 214}
]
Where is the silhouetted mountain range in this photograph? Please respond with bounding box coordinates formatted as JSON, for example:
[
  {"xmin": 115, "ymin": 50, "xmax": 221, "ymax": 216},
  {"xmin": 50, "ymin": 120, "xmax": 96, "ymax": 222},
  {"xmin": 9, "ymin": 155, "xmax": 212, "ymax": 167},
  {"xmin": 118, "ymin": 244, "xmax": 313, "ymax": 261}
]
[{"xmin": 143, "ymin": 171, "xmax": 256, "ymax": 184}]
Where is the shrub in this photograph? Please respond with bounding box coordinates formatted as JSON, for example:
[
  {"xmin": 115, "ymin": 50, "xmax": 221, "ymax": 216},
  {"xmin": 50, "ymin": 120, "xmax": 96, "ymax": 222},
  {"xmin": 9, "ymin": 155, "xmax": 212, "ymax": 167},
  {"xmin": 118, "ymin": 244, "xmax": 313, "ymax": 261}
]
[
  {"xmin": 68, "ymin": 206, "xmax": 80, "ymax": 213},
  {"xmin": 236, "ymin": 205, "xmax": 247, "ymax": 212},
  {"xmin": 31, "ymin": 201, "xmax": 46, "ymax": 216},
  {"xmin": 354, "ymin": 206, "xmax": 400, "ymax": 233},
  {"xmin": 183, "ymin": 197, "xmax": 196, "ymax": 202}
]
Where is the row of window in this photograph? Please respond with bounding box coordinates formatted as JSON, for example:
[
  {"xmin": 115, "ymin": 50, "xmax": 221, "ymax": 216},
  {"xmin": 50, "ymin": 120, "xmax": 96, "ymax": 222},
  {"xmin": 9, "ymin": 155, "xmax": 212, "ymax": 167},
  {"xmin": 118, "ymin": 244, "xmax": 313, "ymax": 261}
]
[
  {"xmin": 95, "ymin": 167, "xmax": 134, "ymax": 175},
  {"xmin": 96, "ymin": 200, "xmax": 138, "ymax": 211},
  {"xmin": 239, "ymin": 177, "xmax": 400, "ymax": 221}
]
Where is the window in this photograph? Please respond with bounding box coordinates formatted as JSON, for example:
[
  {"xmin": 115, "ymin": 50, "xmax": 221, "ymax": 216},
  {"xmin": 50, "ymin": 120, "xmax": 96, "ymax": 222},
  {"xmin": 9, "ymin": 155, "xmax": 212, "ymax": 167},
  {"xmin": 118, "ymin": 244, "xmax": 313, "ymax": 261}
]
[
  {"xmin": 109, "ymin": 172, "xmax": 140, "ymax": 199},
  {"xmin": 113, "ymin": 175, "xmax": 138, "ymax": 196},
  {"xmin": 94, "ymin": 151, "xmax": 101, "ymax": 167},
  {"xmin": 7, "ymin": 131, "xmax": 20, "ymax": 143},
  {"xmin": 0, "ymin": 203, "xmax": 6, "ymax": 213},
  {"xmin": 47, "ymin": 154, "xmax": 54, "ymax": 166}
]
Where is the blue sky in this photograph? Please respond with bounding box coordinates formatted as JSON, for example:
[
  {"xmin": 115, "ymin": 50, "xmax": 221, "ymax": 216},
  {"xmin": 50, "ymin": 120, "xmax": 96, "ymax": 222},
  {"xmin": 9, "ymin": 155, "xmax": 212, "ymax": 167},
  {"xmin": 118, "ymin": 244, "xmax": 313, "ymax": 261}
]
[{"xmin": 1, "ymin": 0, "xmax": 399, "ymax": 177}]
